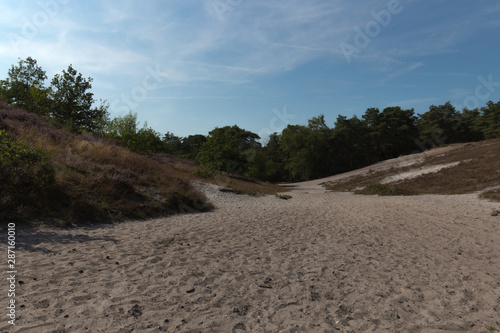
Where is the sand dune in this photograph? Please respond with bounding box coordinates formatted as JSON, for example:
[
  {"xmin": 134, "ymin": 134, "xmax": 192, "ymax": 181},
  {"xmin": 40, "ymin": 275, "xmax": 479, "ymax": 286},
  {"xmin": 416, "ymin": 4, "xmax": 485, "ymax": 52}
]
[{"xmin": 2, "ymin": 177, "xmax": 500, "ymax": 332}]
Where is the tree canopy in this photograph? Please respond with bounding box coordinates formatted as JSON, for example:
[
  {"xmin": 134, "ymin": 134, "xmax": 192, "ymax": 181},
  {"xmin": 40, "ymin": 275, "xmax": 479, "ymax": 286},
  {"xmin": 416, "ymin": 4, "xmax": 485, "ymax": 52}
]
[
  {"xmin": 197, "ymin": 125, "xmax": 260, "ymax": 174},
  {"xmin": 0, "ymin": 57, "xmax": 50, "ymax": 115},
  {"xmin": 50, "ymin": 64, "xmax": 109, "ymax": 133},
  {"xmin": 0, "ymin": 57, "xmax": 109, "ymax": 133}
]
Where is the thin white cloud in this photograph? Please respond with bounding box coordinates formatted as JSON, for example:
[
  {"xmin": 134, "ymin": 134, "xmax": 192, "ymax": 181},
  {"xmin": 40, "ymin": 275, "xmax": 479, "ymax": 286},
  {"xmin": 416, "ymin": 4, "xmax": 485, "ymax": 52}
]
[
  {"xmin": 140, "ymin": 0, "xmax": 363, "ymax": 85},
  {"xmin": 2, "ymin": 35, "xmax": 149, "ymax": 77},
  {"xmin": 383, "ymin": 62, "xmax": 424, "ymax": 82},
  {"xmin": 386, "ymin": 97, "xmax": 440, "ymax": 107},
  {"xmin": 449, "ymin": 88, "xmax": 473, "ymax": 100},
  {"xmin": 148, "ymin": 95, "xmax": 239, "ymax": 101}
]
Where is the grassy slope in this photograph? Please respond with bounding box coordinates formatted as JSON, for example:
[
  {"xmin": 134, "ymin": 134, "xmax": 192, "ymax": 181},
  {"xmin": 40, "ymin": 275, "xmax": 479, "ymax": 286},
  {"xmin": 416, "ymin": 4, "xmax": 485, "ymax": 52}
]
[
  {"xmin": 324, "ymin": 139, "xmax": 500, "ymax": 202},
  {"xmin": 0, "ymin": 103, "xmax": 284, "ymax": 224}
]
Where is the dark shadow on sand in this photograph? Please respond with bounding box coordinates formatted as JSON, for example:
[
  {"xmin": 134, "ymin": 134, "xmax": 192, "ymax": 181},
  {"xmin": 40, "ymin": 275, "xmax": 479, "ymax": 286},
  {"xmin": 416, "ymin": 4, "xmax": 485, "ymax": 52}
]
[{"xmin": 3, "ymin": 227, "xmax": 117, "ymax": 253}]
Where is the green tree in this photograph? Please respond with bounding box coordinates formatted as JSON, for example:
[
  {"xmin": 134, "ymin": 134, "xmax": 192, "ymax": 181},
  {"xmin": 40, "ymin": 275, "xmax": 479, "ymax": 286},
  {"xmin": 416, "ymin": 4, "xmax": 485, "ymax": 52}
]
[
  {"xmin": 180, "ymin": 134, "xmax": 207, "ymax": 160},
  {"xmin": 0, "ymin": 57, "xmax": 51, "ymax": 115},
  {"xmin": 197, "ymin": 125, "xmax": 260, "ymax": 174},
  {"xmin": 377, "ymin": 106, "xmax": 418, "ymax": 158},
  {"xmin": 362, "ymin": 107, "xmax": 383, "ymax": 162},
  {"xmin": 163, "ymin": 132, "xmax": 183, "ymax": 155},
  {"xmin": 281, "ymin": 124, "xmax": 314, "ymax": 181},
  {"xmin": 307, "ymin": 115, "xmax": 335, "ymax": 178},
  {"xmin": 134, "ymin": 123, "xmax": 165, "ymax": 153},
  {"xmin": 105, "ymin": 111, "xmax": 139, "ymax": 144},
  {"xmin": 362, "ymin": 106, "xmax": 418, "ymax": 160},
  {"xmin": 456, "ymin": 107, "xmax": 484, "ymax": 142},
  {"xmin": 104, "ymin": 112, "xmax": 166, "ymax": 153},
  {"xmin": 478, "ymin": 100, "xmax": 500, "ymax": 139},
  {"xmin": 250, "ymin": 132, "xmax": 286, "ymax": 182},
  {"xmin": 331, "ymin": 115, "xmax": 370, "ymax": 173},
  {"xmin": 280, "ymin": 115, "xmax": 335, "ymax": 181},
  {"xmin": 162, "ymin": 133, "xmax": 207, "ymax": 158},
  {"xmin": 417, "ymin": 102, "xmax": 461, "ymax": 146},
  {"xmin": 50, "ymin": 64, "xmax": 108, "ymax": 133}
]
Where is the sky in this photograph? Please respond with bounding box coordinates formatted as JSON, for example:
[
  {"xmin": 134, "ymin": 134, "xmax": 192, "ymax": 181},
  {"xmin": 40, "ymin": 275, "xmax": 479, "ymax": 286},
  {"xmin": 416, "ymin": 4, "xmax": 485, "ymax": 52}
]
[{"xmin": 1, "ymin": 0, "xmax": 499, "ymax": 141}]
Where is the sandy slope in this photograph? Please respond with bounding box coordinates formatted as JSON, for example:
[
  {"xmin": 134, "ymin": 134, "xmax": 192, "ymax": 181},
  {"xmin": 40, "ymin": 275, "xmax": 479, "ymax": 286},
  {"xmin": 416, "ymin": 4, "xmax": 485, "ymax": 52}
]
[
  {"xmin": 2, "ymin": 178, "xmax": 500, "ymax": 332},
  {"xmin": 292, "ymin": 143, "xmax": 467, "ymax": 191}
]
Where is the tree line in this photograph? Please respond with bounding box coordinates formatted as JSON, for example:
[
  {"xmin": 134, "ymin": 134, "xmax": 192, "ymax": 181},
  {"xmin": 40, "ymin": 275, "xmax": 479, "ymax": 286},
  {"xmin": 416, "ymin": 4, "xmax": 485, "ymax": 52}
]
[
  {"xmin": 250, "ymin": 102, "xmax": 499, "ymax": 182},
  {"xmin": 1, "ymin": 57, "xmax": 499, "ymax": 183},
  {"xmin": 177, "ymin": 100, "xmax": 499, "ymax": 182}
]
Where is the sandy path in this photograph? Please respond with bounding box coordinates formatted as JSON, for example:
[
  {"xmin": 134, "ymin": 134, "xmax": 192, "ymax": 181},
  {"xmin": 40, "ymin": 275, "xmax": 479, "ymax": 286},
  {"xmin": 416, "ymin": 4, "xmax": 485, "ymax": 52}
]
[{"xmin": 2, "ymin": 180, "xmax": 500, "ymax": 332}]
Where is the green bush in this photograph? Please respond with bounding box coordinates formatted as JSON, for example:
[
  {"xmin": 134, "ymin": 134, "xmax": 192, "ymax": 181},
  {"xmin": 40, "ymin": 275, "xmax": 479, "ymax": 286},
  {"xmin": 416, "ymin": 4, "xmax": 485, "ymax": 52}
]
[
  {"xmin": 0, "ymin": 130, "xmax": 55, "ymax": 220},
  {"xmin": 103, "ymin": 112, "xmax": 166, "ymax": 154}
]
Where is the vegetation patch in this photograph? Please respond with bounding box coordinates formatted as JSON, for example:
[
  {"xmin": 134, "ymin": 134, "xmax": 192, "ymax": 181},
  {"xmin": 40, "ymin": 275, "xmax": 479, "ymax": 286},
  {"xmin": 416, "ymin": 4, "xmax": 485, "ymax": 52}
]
[
  {"xmin": 276, "ymin": 194, "xmax": 292, "ymax": 200},
  {"xmin": 355, "ymin": 183, "xmax": 415, "ymax": 196},
  {"xmin": 0, "ymin": 105, "xmax": 213, "ymax": 224},
  {"xmin": 0, "ymin": 129, "xmax": 55, "ymax": 220},
  {"xmin": 480, "ymin": 188, "xmax": 500, "ymax": 203}
]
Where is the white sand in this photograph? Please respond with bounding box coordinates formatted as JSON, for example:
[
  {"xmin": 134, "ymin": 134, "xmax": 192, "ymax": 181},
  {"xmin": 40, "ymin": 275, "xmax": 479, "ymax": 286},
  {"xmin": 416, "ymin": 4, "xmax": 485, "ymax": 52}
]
[
  {"xmin": 381, "ymin": 161, "xmax": 462, "ymax": 184},
  {"xmin": 2, "ymin": 161, "xmax": 500, "ymax": 332}
]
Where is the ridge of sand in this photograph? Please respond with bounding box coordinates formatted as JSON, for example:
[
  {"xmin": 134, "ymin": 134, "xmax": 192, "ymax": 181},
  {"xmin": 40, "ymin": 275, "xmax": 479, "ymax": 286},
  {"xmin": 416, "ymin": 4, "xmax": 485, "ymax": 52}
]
[{"xmin": 2, "ymin": 177, "xmax": 500, "ymax": 332}]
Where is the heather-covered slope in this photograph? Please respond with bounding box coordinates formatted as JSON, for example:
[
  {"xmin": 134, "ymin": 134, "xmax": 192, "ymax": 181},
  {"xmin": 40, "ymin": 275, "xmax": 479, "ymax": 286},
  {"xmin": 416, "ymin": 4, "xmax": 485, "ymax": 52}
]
[
  {"xmin": 0, "ymin": 103, "xmax": 213, "ymax": 223},
  {"xmin": 320, "ymin": 140, "xmax": 500, "ymax": 202}
]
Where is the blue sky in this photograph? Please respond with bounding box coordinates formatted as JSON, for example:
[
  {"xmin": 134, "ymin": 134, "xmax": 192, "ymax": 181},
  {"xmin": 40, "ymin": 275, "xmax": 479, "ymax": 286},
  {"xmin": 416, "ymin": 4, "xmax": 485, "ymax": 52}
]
[{"xmin": 1, "ymin": 0, "xmax": 499, "ymax": 140}]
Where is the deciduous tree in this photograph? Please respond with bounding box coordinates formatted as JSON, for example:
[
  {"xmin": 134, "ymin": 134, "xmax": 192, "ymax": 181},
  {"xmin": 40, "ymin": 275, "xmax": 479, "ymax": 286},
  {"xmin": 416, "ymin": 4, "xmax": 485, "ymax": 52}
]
[
  {"xmin": 50, "ymin": 64, "xmax": 108, "ymax": 133},
  {"xmin": 0, "ymin": 57, "xmax": 51, "ymax": 115},
  {"xmin": 197, "ymin": 125, "xmax": 260, "ymax": 174}
]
